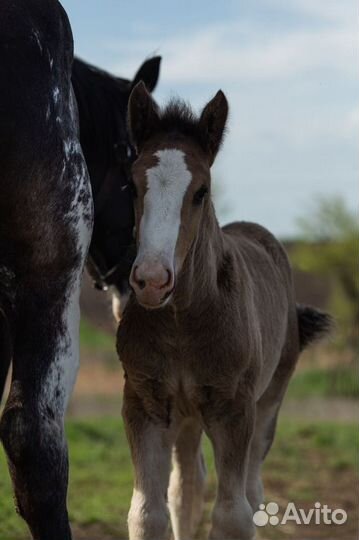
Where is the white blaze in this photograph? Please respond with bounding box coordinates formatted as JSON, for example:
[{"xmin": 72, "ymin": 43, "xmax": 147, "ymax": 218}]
[{"xmin": 138, "ymin": 149, "xmax": 192, "ymax": 266}]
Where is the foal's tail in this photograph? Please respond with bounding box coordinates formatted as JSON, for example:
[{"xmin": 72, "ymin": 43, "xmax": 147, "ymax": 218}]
[{"xmin": 296, "ymin": 304, "xmax": 334, "ymax": 351}]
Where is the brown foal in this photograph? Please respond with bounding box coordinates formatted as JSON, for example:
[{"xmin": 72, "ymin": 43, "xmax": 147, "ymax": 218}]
[{"xmin": 117, "ymin": 82, "xmax": 331, "ymax": 540}]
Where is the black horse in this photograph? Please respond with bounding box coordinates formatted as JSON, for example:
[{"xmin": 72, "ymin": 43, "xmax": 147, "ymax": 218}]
[
  {"xmin": 0, "ymin": 0, "xmax": 93, "ymax": 538},
  {"xmin": 72, "ymin": 55, "xmax": 161, "ymax": 302}
]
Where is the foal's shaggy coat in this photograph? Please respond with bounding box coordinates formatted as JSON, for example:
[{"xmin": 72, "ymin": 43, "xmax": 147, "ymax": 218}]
[{"xmin": 117, "ymin": 82, "xmax": 331, "ymax": 540}]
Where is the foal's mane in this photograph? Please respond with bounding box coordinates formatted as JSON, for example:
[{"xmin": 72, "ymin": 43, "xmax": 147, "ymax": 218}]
[
  {"xmin": 72, "ymin": 58, "xmax": 130, "ymax": 164},
  {"xmin": 155, "ymin": 98, "xmax": 207, "ymax": 151}
]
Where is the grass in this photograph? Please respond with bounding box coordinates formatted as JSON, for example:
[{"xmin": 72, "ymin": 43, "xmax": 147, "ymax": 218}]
[
  {"xmin": 80, "ymin": 319, "xmax": 115, "ymax": 354},
  {"xmin": 0, "ymin": 418, "xmax": 357, "ymax": 539},
  {"xmin": 286, "ymin": 365, "xmax": 359, "ymax": 399}
]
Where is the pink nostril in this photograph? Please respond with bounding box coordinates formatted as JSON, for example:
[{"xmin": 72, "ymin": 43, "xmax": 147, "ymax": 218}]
[
  {"xmin": 133, "ymin": 267, "xmax": 146, "ymax": 290},
  {"xmin": 137, "ymin": 279, "xmax": 146, "ymax": 290},
  {"xmin": 132, "ymin": 265, "xmax": 173, "ymax": 291},
  {"xmin": 161, "ymin": 270, "xmax": 172, "ymax": 289}
]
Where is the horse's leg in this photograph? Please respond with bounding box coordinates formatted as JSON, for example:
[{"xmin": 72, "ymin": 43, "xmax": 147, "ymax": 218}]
[
  {"xmin": 246, "ymin": 353, "xmax": 299, "ymax": 511},
  {"xmin": 246, "ymin": 400, "xmax": 281, "ymax": 512},
  {"xmin": 0, "ymin": 272, "xmax": 84, "ymax": 540},
  {"xmin": 123, "ymin": 381, "xmax": 175, "ymax": 540},
  {"xmin": 168, "ymin": 417, "xmax": 207, "ymax": 540},
  {"xmin": 203, "ymin": 395, "xmax": 256, "ymax": 540}
]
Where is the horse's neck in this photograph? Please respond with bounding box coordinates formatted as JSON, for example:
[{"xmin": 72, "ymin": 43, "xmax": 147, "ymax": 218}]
[
  {"xmin": 72, "ymin": 80, "xmax": 97, "ymax": 183},
  {"xmin": 176, "ymin": 201, "xmax": 225, "ymax": 311},
  {"xmin": 72, "ymin": 72, "xmax": 113, "ymax": 197}
]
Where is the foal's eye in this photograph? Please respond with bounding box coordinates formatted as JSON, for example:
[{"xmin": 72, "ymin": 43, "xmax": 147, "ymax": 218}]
[{"xmin": 193, "ymin": 185, "xmax": 208, "ymax": 206}]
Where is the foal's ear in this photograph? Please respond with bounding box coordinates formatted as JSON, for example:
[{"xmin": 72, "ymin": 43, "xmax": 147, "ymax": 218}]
[
  {"xmin": 130, "ymin": 56, "xmax": 161, "ymax": 93},
  {"xmin": 128, "ymin": 81, "xmax": 160, "ymax": 151},
  {"xmin": 199, "ymin": 90, "xmax": 228, "ymax": 165}
]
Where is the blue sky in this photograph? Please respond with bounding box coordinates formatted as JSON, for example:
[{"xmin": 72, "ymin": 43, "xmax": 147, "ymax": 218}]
[{"xmin": 61, "ymin": 0, "xmax": 358, "ymax": 237}]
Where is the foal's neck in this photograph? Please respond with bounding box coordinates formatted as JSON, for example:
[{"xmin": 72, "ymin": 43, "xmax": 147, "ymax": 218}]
[{"xmin": 176, "ymin": 200, "xmax": 225, "ymax": 312}]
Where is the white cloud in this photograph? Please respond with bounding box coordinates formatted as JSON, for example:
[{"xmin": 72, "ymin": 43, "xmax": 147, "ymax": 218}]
[
  {"xmin": 345, "ymin": 106, "xmax": 359, "ymax": 137},
  {"xmin": 106, "ymin": 6, "xmax": 358, "ymax": 85},
  {"xmin": 98, "ymin": 2, "xmax": 358, "ymax": 236},
  {"xmin": 162, "ymin": 29, "xmax": 357, "ymax": 83},
  {"xmin": 267, "ymin": 0, "xmax": 358, "ymax": 26}
]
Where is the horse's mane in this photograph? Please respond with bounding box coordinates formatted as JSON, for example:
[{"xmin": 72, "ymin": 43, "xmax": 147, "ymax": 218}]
[
  {"xmin": 72, "ymin": 58, "xmax": 130, "ymax": 165},
  {"xmin": 156, "ymin": 98, "xmax": 207, "ymax": 150}
]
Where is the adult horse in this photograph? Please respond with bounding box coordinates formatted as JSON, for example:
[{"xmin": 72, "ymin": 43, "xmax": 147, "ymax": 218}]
[
  {"xmin": 72, "ymin": 55, "xmax": 161, "ymax": 302},
  {"xmin": 0, "ymin": 55, "xmax": 161, "ymax": 402},
  {"xmin": 0, "ymin": 1, "xmax": 93, "ymax": 538}
]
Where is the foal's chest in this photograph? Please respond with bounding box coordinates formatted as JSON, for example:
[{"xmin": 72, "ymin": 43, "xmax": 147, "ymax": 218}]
[{"xmin": 117, "ymin": 305, "xmax": 242, "ymax": 417}]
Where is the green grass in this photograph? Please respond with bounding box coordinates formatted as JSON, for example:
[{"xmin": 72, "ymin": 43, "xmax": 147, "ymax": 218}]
[
  {"xmin": 80, "ymin": 318, "xmax": 115, "ymax": 353},
  {"xmin": 0, "ymin": 418, "xmax": 357, "ymax": 539},
  {"xmin": 287, "ymin": 365, "xmax": 359, "ymax": 399}
]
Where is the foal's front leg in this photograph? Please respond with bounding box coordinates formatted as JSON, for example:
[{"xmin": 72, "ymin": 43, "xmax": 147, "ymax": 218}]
[
  {"xmin": 123, "ymin": 381, "xmax": 175, "ymax": 540},
  {"xmin": 204, "ymin": 394, "xmax": 256, "ymax": 540},
  {"xmin": 168, "ymin": 418, "xmax": 207, "ymax": 540}
]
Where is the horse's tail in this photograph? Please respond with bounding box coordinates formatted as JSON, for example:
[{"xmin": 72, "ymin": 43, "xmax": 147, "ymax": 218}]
[{"xmin": 296, "ymin": 304, "xmax": 334, "ymax": 351}]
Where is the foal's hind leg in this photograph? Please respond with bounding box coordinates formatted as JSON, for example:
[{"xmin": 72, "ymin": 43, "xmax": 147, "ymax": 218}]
[
  {"xmin": 168, "ymin": 418, "xmax": 207, "ymax": 540},
  {"xmin": 246, "ymin": 399, "xmax": 282, "ymax": 511},
  {"xmin": 246, "ymin": 352, "xmax": 299, "ymax": 512}
]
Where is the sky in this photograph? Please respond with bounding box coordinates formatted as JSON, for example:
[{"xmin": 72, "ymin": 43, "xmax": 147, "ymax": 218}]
[{"xmin": 61, "ymin": 0, "xmax": 358, "ymax": 238}]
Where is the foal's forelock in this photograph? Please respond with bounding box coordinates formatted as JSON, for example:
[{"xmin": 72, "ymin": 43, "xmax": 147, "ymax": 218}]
[{"xmin": 138, "ymin": 148, "xmax": 192, "ymax": 268}]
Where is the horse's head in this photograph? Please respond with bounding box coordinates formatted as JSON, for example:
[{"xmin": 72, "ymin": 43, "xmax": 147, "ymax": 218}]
[
  {"xmin": 127, "ymin": 82, "xmax": 228, "ymax": 309},
  {"xmin": 72, "ymin": 57, "xmax": 161, "ymax": 294}
]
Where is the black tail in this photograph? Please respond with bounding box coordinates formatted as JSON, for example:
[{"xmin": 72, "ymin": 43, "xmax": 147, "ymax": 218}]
[{"xmin": 297, "ymin": 304, "xmax": 334, "ymax": 351}]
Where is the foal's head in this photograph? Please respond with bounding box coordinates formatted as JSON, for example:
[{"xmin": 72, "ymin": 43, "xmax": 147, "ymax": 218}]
[{"xmin": 127, "ymin": 82, "xmax": 228, "ymax": 309}]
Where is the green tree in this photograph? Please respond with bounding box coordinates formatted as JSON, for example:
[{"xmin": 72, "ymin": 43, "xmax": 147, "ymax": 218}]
[{"xmin": 292, "ymin": 196, "xmax": 358, "ymax": 351}]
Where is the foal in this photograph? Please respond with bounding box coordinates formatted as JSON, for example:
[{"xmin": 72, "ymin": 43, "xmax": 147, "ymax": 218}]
[{"xmin": 117, "ymin": 82, "xmax": 331, "ymax": 540}]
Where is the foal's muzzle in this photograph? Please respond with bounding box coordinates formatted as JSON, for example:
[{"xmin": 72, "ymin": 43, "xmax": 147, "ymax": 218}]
[{"xmin": 130, "ymin": 259, "xmax": 175, "ymax": 309}]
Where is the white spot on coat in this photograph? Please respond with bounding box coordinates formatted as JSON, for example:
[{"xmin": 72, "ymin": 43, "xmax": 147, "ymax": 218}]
[
  {"xmin": 53, "ymin": 87, "xmax": 60, "ymax": 104},
  {"xmin": 40, "ymin": 87, "xmax": 93, "ymax": 416},
  {"xmin": 32, "ymin": 30, "xmax": 43, "ymax": 53}
]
